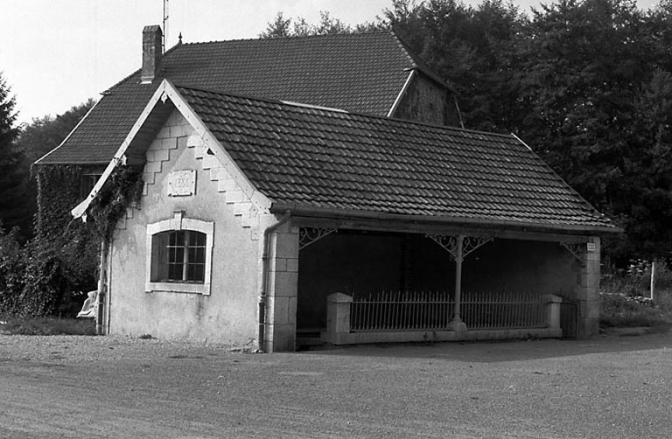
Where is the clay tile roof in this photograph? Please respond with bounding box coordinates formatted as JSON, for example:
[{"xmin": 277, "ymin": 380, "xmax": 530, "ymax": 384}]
[
  {"xmin": 38, "ymin": 31, "xmax": 427, "ymax": 165},
  {"xmin": 179, "ymin": 86, "xmax": 615, "ymax": 231}
]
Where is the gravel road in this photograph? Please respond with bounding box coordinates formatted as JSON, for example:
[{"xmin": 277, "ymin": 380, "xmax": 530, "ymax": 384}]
[{"xmin": 1, "ymin": 332, "xmax": 671, "ymax": 438}]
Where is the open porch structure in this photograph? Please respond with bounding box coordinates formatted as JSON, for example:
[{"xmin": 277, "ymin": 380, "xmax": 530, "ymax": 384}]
[{"xmin": 265, "ymin": 212, "xmax": 602, "ymax": 350}]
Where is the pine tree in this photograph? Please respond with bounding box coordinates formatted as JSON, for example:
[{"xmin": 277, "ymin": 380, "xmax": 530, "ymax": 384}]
[{"xmin": 0, "ymin": 73, "xmax": 28, "ymax": 238}]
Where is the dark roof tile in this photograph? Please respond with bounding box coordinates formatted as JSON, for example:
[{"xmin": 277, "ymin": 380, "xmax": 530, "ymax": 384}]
[
  {"xmin": 176, "ymin": 86, "xmax": 614, "ymax": 231},
  {"xmin": 39, "ymin": 31, "xmax": 425, "ymax": 165}
]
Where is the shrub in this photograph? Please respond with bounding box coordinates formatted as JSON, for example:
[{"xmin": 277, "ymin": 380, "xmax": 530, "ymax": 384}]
[
  {"xmin": 600, "ymin": 260, "xmax": 672, "ymax": 329},
  {"xmin": 0, "ymin": 225, "xmax": 28, "ymax": 314},
  {"xmin": 0, "ymin": 223, "xmax": 95, "ymax": 318}
]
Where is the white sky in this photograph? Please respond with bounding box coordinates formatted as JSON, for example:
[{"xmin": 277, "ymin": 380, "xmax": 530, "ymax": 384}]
[{"xmin": 1, "ymin": 0, "xmax": 661, "ymax": 125}]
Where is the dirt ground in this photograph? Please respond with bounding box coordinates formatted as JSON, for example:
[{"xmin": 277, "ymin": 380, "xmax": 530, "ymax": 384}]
[{"xmin": 1, "ymin": 331, "xmax": 671, "ymax": 439}]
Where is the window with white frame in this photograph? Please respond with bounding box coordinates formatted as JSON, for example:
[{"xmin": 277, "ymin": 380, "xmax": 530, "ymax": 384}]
[
  {"xmin": 146, "ymin": 211, "xmax": 213, "ymax": 295},
  {"xmin": 154, "ymin": 230, "xmax": 206, "ymax": 282}
]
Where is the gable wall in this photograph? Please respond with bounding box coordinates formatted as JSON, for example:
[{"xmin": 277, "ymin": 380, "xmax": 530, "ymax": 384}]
[
  {"xmin": 107, "ymin": 110, "xmax": 275, "ymax": 346},
  {"xmin": 393, "ymin": 74, "xmax": 459, "ymax": 126}
]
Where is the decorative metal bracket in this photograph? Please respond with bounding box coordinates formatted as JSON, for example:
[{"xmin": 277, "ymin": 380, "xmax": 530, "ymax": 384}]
[
  {"xmin": 560, "ymin": 242, "xmax": 586, "ymax": 265},
  {"xmin": 299, "ymin": 227, "xmax": 337, "ymax": 250},
  {"xmin": 426, "ymin": 235, "xmax": 493, "ymax": 262},
  {"xmin": 463, "ymin": 236, "xmax": 494, "ymax": 259}
]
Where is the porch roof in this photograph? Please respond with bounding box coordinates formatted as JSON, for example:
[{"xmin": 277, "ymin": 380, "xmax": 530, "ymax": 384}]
[{"xmin": 179, "ymin": 85, "xmax": 616, "ymax": 234}]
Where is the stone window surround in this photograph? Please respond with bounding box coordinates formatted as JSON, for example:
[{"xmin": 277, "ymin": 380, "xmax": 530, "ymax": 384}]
[{"xmin": 145, "ymin": 211, "xmax": 214, "ymax": 295}]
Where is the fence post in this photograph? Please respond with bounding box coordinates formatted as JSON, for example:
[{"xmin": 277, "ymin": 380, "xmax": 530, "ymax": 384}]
[
  {"xmin": 326, "ymin": 292, "xmax": 353, "ymax": 345},
  {"xmin": 542, "ymin": 294, "xmax": 563, "ymax": 330},
  {"xmin": 650, "ymin": 261, "xmax": 656, "ymax": 301}
]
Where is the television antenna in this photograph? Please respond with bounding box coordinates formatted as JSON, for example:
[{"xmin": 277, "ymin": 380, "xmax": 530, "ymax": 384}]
[{"xmin": 162, "ymin": 0, "xmax": 169, "ymax": 53}]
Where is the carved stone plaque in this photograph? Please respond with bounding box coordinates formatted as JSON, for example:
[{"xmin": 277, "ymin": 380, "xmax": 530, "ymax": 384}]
[{"xmin": 167, "ymin": 170, "xmax": 196, "ymax": 197}]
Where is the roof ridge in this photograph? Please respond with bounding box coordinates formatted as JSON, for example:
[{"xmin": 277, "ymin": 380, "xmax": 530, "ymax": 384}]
[
  {"xmin": 388, "ymin": 29, "xmax": 419, "ymax": 71},
  {"xmin": 389, "ymin": 29, "xmax": 450, "ymax": 89},
  {"xmin": 104, "ymin": 41, "xmax": 184, "ymax": 93},
  {"xmin": 179, "ymin": 29, "xmax": 392, "ymax": 46}
]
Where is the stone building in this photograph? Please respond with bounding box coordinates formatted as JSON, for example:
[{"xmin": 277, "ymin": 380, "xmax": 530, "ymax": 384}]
[{"xmin": 37, "ymin": 26, "xmax": 616, "ymax": 351}]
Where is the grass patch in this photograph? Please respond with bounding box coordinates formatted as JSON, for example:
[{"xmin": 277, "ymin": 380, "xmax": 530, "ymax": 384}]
[
  {"xmin": 600, "ymin": 261, "xmax": 672, "ymax": 331},
  {"xmin": 0, "ymin": 315, "xmax": 96, "ymax": 336},
  {"xmin": 600, "ymin": 294, "xmax": 672, "ymax": 329}
]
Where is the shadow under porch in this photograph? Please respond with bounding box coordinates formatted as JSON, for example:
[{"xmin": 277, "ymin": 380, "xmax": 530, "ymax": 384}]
[{"xmin": 295, "ymin": 229, "xmax": 579, "ymax": 346}]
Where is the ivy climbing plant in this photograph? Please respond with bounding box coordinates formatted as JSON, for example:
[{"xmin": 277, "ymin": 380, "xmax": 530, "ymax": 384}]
[
  {"xmin": 87, "ymin": 165, "xmax": 144, "ymax": 242},
  {"xmin": 2, "ymin": 163, "xmax": 144, "ymax": 317}
]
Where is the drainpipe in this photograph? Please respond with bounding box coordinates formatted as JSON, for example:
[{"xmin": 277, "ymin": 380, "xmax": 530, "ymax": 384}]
[
  {"xmin": 96, "ymin": 239, "xmax": 109, "ymax": 335},
  {"xmin": 258, "ymin": 210, "xmax": 292, "ymax": 352}
]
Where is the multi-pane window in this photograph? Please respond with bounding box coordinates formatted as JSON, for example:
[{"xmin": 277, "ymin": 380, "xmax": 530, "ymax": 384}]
[
  {"xmin": 154, "ymin": 230, "xmax": 206, "ymax": 283},
  {"xmin": 146, "ymin": 213, "xmax": 213, "ymax": 295}
]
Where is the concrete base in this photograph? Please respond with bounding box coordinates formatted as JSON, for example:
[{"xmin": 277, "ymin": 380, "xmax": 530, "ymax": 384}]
[
  {"xmin": 323, "ymin": 327, "xmax": 563, "ymax": 345},
  {"xmin": 447, "ymin": 318, "xmax": 467, "ymax": 332}
]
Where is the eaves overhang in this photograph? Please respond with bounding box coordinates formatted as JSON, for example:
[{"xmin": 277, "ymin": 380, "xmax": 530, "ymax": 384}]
[
  {"xmin": 270, "ymin": 203, "xmax": 621, "ymax": 237},
  {"xmin": 35, "ymin": 98, "xmax": 101, "ymax": 166},
  {"xmin": 71, "ymin": 80, "xmax": 177, "ymax": 219},
  {"xmin": 33, "ymin": 160, "xmax": 111, "ymax": 166}
]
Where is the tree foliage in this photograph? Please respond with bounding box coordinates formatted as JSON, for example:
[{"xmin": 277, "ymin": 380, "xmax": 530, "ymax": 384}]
[
  {"xmin": 0, "ymin": 73, "xmax": 29, "ymax": 238},
  {"xmin": 0, "ymin": 94, "xmax": 96, "ymax": 316},
  {"xmin": 0, "ymin": 224, "xmax": 27, "ymax": 314},
  {"xmin": 7, "ymin": 99, "xmax": 97, "ymax": 241},
  {"xmin": 259, "ymin": 11, "xmax": 380, "ymax": 38},
  {"xmin": 385, "ymin": 0, "xmax": 528, "ymax": 132},
  {"xmin": 17, "ymin": 99, "xmax": 95, "ymax": 164},
  {"xmin": 511, "ymin": 0, "xmax": 672, "ymax": 261}
]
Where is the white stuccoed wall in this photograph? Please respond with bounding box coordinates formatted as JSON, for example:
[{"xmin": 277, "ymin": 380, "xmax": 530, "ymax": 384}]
[{"xmin": 107, "ymin": 110, "xmax": 296, "ymax": 348}]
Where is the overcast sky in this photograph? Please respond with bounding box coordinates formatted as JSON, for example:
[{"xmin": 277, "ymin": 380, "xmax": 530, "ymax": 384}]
[{"xmin": 1, "ymin": 0, "xmax": 661, "ymax": 125}]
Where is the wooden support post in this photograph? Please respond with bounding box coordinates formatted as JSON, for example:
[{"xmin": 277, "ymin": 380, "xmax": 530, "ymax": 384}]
[{"xmin": 449, "ymin": 235, "xmax": 467, "ymax": 332}]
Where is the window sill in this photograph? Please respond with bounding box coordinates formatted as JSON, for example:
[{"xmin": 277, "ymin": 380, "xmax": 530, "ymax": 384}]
[{"xmin": 145, "ymin": 281, "xmax": 210, "ymax": 295}]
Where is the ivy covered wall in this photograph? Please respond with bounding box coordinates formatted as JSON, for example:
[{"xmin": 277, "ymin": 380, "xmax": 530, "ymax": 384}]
[
  {"xmin": 14, "ymin": 163, "xmax": 144, "ymax": 317},
  {"xmin": 23, "ymin": 165, "xmax": 101, "ymax": 316},
  {"xmin": 1, "ymin": 165, "xmax": 99, "ymax": 316}
]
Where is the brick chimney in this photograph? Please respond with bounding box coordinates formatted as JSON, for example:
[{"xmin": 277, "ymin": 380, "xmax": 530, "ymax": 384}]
[{"xmin": 141, "ymin": 25, "xmax": 163, "ymax": 84}]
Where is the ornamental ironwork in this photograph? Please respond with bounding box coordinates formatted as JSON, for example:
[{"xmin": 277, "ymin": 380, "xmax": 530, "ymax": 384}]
[
  {"xmin": 426, "ymin": 235, "xmax": 493, "ymax": 262},
  {"xmin": 560, "ymin": 242, "xmax": 586, "ymax": 265},
  {"xmin": 299, "ymin": 227, "xmax": 337, "ymax": 250}
]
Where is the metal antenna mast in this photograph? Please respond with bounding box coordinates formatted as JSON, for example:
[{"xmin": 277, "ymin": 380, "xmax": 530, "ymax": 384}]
[{"xmin": 162, "ymin": 0, "xmax": 169, "ymax": 53}]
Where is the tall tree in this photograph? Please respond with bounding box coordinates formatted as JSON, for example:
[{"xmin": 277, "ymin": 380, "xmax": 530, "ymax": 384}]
[
  {"xmin": 259, "ymin": 12, "xmax": 293, "ymax": 38},
  {"xmin": 517, "ymin": 0, "xmax": 649, "ymax": 201},
  {"xmin": 608, "ymin": 67, "xmax": 672, "ymax": 260},
  {"xmin": 260, "ymin": 10, "xmax": 380, "ymax": 38},
  {"xmin": 0, "ymin": 73, "xmax": 28, "ymax": 238},
  {"xmin": 293, "ymin": 11, "xmax": 353, "ymax": 36},
  {"xmin": 8, "ymin": 99, "xmax": 96, "ymax": 240},
  {"xmin": 383, "ymin": 0, "xmax": 527, "ymax": 132},
  {"xmin": 16, "ymin": 99, "xmax": 95, "ymax": 164}
]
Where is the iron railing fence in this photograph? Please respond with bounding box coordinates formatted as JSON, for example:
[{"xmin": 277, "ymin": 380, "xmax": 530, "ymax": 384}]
[
  {"xmin": 461, "ymin": 291, "xmax": 547, "ymax": 330},
  {"xmin": 350, "ymin": 291, "xmax": 453, "ymax": 331},
  {"xmin": 350, "ymin": 291, "xmax": 548, "ymax": 332}
]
